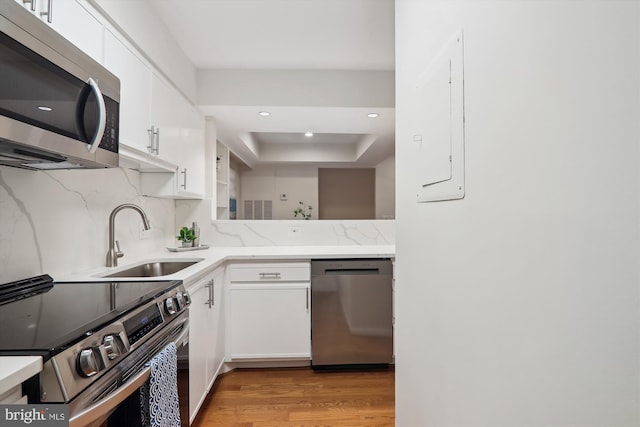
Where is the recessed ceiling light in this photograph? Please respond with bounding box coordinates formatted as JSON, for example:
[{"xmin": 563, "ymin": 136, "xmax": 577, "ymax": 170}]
[
  {"xmin": 258, "ymin": 111, "xmax": 270, "ymax": 117},
  {"xmin": 304, "ymin": 132, "xmax": 313, "ymax": 137},
  {"xmin": 367, "ymin": 113, "xmax": 379, "ymax": 118},
  {"xmin": 37, "ymin": 106, "xmax": 53, "ymax": 111}
]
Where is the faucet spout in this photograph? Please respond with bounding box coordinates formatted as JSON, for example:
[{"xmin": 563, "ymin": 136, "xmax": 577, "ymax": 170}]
[{"xmin": 106, "ymin": 203, "xmax": 151, "ymax": 267}]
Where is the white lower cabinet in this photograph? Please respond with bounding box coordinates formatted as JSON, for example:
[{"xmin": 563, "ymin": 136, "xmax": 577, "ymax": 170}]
[
  {"xmin": 188, "ymin": 261, "xmax": 312, "ymax": 423},
  {"xmin": 227, "ymin": 262, "xmax": 311, "ymax": 360},
  {"xmin": 188, "ymin": 267, "xmax": 225, "ymax": 424}
]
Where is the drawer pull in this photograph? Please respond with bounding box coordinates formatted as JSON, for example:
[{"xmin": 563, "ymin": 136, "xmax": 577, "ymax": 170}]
[{"xmin": 259, "ymin": 272, "xmax": 281, "ymax": 279}]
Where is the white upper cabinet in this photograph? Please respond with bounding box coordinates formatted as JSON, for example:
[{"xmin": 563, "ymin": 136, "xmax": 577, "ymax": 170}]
[
  {"xmin": 103, "ymin": 29, "xmax": 152, "ymax": 155},
  {"xmin": 16, "ymin": 0, "xmax": 104, "ymax": 63},
  {"xmin": 150, "ymin": 74, "xmax": 183, "ymax": 162},
  {"xmin": 140, "ymin": 74, "xmax": 205, "ymax": 198},
  {"xmin": 15, "ymin": 0, "xmax": 207, "ymax": 197},
  {"xmin": 180, "ymin": 103, "xmax": 206, "ymax": 197}
]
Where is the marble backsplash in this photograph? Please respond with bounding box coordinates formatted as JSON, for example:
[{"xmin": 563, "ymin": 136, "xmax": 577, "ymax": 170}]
[
  {"xmin": 0, "ymin": 166, "xmax": 175, "ymax": 283},
  {"xmin": 0, "ymin": 165, "xmax": 396, "ymax": 283},
  {"xmin": 176, "ymin": 199, "xmax": 396, "ymax": 247}
]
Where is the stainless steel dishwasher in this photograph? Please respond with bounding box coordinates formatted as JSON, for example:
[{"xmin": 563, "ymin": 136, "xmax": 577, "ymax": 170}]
[{"xmin": 311, "ymin": 259, "xmax": 393, "ymax": 369}]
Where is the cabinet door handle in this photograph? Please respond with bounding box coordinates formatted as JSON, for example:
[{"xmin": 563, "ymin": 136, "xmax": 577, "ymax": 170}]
[
  {"xmin": 23, "ymin": 0, "xmax": 36, "ymax": 12},
  {"xmin": 210, "ymin": 279, "xmax": 215, "ymax": 307},
  {"xmin": 147, "ymin": 126, "xmax": 158, "ymax": 154},
  {"xmin": 205, "ymin": 279, "xmax": 214, "ymax": 308},
  {"xmin": 259, "ymin": 272, "xmax": 281, "ymax": 279},
  {"xmin": 306, "ymin": 288, "xmax": 309, "ymax": 311},
  {"xmin": 180, "ymin": 168, "xmax": 187, "ymax": 190},
  {"xmin": 40, "ymin": 0, "xmax": 52, "ymax": 23},
  {"xmin": 155, "ymin": 128, "xmax": 160, "ymax": 154},
  {"xmin": 147, "ymin": 126, "xmax": 153, "ymax": 153}
]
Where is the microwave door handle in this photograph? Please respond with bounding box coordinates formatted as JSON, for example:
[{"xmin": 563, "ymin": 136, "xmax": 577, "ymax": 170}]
[{"xmin": 86, "ymin": 77, "xmax": 106, "ymax": 154}]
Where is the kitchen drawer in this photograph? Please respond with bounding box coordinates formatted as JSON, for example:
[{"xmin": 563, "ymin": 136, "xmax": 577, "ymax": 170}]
[{"xmin": 228, "ymin": 262, "xmax": 310, "ymax": 282}]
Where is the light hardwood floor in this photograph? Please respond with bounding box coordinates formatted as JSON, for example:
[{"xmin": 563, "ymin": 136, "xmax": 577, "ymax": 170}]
[{"xmin": 192, "ymin": 367, "xmax": 395, "ymax": 427}]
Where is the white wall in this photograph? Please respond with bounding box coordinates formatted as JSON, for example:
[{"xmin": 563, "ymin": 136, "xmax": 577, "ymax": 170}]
[
  {"xmin": 175, "ymin": 197, "xmax": 395, "ymax": 247},
  {"xmin": 236, "ymin": 160, "xmax": 395, "ymax": 220},
  {"xmin": 241, "ymin": 165, "xmax": 319, "ymax": 220},
  {"xmin": 0, "ymin": 167, "xmax": 175, "ymax": 284},
  {"xmin": 375, "ymin": 155, "xmax": 395, "ymax": 219},
  {"xmin": 197, "ymin": 70, "xmax": 395, "ymax": 108},
  {"xmin": 395, "ymin": 1, "xmax": 640, "ymax": 426}
]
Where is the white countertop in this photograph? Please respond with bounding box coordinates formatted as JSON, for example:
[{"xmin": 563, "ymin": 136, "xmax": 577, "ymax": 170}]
[
  {"xmin": 0, "ymin": 357, "xmax": 42, "ymax": 397},
  {"xmin": 3, "ymin": 244, "xmax": 394, "ymax": 395},
  {"xmin": 59, "ymin": 244, "xmax": 395, "ymax": 284}
]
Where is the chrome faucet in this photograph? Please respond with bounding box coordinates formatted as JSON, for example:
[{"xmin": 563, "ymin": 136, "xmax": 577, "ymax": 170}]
[{"xmin": 106, "ymin": 203, "xmax": 151, "ymax": 267}]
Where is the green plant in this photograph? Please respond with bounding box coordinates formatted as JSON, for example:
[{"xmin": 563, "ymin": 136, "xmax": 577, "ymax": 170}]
[
  {"xmin": 176, "ymin": 226, "xmax": 196, "ymax": 242},
  {"xmin": 293, "ymin": 201, "xmax": 312, "ymax": 220}
]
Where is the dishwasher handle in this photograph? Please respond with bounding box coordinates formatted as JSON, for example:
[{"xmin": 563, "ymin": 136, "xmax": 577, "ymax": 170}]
[
  {"xmin": 311, "ymin": 259, "xmax": 393, "ymax": 276},
  {"xmin": 324, "ymin": 268, "xmax": 380, "ymax": 275}
]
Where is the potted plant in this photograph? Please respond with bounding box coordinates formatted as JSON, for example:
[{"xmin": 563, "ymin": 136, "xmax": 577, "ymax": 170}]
[
  {"xmin": 293, "ymin": 201, "xmax": 312, "ymax": 220},
  {"xmin": 176, "ymin": 226, "xmax": 196, "ymax": 247}
]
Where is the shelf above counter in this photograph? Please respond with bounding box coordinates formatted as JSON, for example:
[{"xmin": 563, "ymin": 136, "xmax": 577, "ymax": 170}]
[{"xmin": 119, "ymin": 142, "xmax": 178, "ymax": 173}]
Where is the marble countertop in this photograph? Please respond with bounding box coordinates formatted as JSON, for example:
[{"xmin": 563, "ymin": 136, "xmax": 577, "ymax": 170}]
[
  {"xmin": 0, "ymin": 357, "xmax": 42, "ymax": 397},
  {"xmin": 4, "ymin": 244, "xmax": 394, "ymax": 395},
  {"xmin": 59, "ymin": 244, "xmax": 395, "ymax": 285}
]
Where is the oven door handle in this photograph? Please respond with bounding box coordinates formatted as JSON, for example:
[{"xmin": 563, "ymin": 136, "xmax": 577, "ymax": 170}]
[
  {"xmin": 68, "ymin": 366, "xmax": 151, "ymax": 427},
  {"xmin": 173, "ymin": 317, "xmax": 189, "ymax": 347}
]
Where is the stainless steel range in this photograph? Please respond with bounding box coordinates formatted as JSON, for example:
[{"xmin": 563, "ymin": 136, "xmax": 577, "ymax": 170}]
[{"xmin": 0, "ymin": 274, "xmax": 190, "ymax": 426}]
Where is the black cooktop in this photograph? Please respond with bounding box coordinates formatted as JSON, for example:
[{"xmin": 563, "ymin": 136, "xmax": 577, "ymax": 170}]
[{"xmin": 0, "ymin": 276, "xmax": 181, "ymax": 357}]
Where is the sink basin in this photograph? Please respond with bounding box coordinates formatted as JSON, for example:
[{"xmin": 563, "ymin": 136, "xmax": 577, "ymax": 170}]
[{"xmin": 105, "ymin": 261, "xmax": 200, "ymax": 278}]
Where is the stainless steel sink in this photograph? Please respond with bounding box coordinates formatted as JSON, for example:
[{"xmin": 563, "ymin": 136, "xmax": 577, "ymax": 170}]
[{"xmin": 104, "ymin": 261, "xmax": 199, "ymax": 278}]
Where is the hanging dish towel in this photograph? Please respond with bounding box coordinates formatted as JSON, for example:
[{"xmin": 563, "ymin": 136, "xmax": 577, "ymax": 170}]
[{"xmin": 140, "ymin": 342, "xmax": 181, "ymax": 427}]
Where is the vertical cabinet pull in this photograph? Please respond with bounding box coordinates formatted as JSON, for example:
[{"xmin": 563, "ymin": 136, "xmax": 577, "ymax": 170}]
[
  {"xmin": 40, "ymin": 0, "xmax": 52, "ymax": 22},
  {"xmin": 155, "ymin": 128, "xmax": 160, "ymax": 154},
  {"xmin": 180, "ymin": 168, "xmax": 187, "ymax": 190},
  {"xmin": 147, "ymin": 126, "xmax": 160, "ymax": 154},
  {"xmin": 23, "ymin": 0, "xmax": 36, "ymax": 12},
  {"xmin": 306, "ymin": 287, "xmax": 309, "ymax": 311},
  {"xmin": 205, "ymin": 279, "xmax": 214, "ymax": 309},
  {"xmin": 147, "ymin": 126, "xmax": 153, "ymax": 153}
]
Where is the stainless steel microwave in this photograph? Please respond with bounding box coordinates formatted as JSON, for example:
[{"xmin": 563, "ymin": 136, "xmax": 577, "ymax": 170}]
[{"xmin": 0, "ymin": 1, "xmax": 119, "ymax": 170}]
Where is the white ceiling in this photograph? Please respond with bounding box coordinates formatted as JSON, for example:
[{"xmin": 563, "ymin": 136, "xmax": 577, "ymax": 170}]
[
  {"xmin": 150, "ymin": 0, "xmax": 395, "ymax": 71},
  {"xmin": 253, "ymin": 132, "xmax": 363, "ymax": 145},
  {"xmin": 149, "ymin": 0, "xmax": 396, "ymax": 167}
]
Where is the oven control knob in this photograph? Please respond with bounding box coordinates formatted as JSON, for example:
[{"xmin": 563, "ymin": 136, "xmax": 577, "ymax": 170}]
[
  {"xmin": 77, "ymin": 348, "xmax": 101, "ymax": 377},
  {"xmin": 182, "ymin": 291, "xmax": 191, "ymax": 305},
  {"xmin": 175, "ymin": 292, "xmax": 185, "ymax": 310},
  {"xmin": 103, "ymin": 335, "xmax": 123, "ymax": 360},
  {"xmin": 164, "ymin": 297, "xmax": 177, "ymax": 315}
]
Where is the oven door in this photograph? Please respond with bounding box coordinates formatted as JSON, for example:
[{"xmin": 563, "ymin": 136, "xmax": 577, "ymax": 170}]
[{"xmin": 68, "ymin": 312, "xmax": 189, "ymax": 427}]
